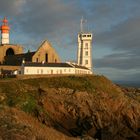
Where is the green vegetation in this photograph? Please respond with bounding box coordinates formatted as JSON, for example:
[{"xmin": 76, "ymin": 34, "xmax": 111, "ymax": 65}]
[
  {"xmin": 22, "ymin": 75, "xmax": 122, "ymax": 95},
  {"xmin": 0, "ymin": 75, "xmax": 123, "ymax": 115},
  {"xmin": 21, "ymin": 94, "xmax": 37, "ymax": 113}
]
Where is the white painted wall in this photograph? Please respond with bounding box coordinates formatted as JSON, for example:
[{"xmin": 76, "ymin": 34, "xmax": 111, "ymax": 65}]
[
  {"xmin": 1, "ymin": 33, "xmax": 9, "ymax": 44},
  {"xmin": 20, "ymin": 66, "xmax": 92, "ymax": 75}
]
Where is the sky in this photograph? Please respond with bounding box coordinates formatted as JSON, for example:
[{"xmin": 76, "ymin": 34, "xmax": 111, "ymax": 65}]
[{"xmin": 0, "ymin": 0, "xmax": 140, "ymax": 83}]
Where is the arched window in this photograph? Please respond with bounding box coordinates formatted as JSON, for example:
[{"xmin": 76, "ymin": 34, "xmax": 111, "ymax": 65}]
[{"xmin": 6, "ymin": 48, "xmax": 15, "ymax": 56}]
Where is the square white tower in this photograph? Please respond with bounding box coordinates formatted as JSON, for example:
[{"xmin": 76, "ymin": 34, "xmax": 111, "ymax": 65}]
[{"xmin": 77, "ymin": 32, "xmax": 93, "ymax": 71}]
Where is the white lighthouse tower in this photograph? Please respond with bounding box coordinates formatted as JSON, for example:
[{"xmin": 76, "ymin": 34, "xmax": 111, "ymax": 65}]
[
  {"xmin": 77, "ymin": 18, "xmax": 93, "ymax": 71},
  {"xmin": 0, "ymin": 17, "xmax": 10, "ymax": 45}
]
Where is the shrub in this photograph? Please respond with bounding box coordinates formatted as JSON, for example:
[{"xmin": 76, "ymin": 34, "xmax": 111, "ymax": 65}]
[{"xmin": 21, "ymin": 95, "xmax": 37, "ymax": 114}]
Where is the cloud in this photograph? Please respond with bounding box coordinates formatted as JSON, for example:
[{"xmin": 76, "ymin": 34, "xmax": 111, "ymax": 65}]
[
  {"xmin": 0, "ymin": 0, "xmax": 26, "ymax": 16},
  {"xmin": 94, "ymin": 67, "xmax": 140, "ymax": 82},
  {"xmin": 93, "ymin": 52, "xmax": 140, "ymax": 70},
  {"xmin": 96, "ymin": 17, "xmax": 140, "ymax": 53},
  {"xmin": 16, "ymin": 0, "xmax": 83, "ymax": 36},
  {"xmin": 93, "ymin": 51, "xmax": 140, "ymax": 82}
]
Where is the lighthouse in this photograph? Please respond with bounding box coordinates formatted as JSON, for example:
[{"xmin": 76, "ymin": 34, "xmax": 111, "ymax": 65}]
[
  {"xmin": 0, "ymin": 17, "xmax": 10, "ymax": 45},
  {"xmin": 77, "ymin": 18, "xmax": 93, "ymax": 71}
]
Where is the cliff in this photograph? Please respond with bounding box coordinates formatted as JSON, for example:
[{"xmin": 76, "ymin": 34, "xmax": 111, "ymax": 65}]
[{"xmin": 0, "ymin": 75, "xmax": 140, "ymax": 140}]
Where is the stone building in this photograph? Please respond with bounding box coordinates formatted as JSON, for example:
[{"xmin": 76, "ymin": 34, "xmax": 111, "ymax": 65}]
[
  {"xmin": 0, "ymin": 17, "xmax": 60, "ymax": 67},
  {"xmin": 4, "ymin": 40, "xmax": 60, "ymax": 65},
  {"xmin": 0, "ymin": 44, "xmax": 23, "ymax": 64},
  {"xmin": 32, "ymin": 40, "xmax": 60, "ymax": 63}
]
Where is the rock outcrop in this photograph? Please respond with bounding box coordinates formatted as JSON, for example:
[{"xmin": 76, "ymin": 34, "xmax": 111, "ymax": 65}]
[{"xmin": 0, "ymin": 75, "xmax": 139, "ymax": 140}]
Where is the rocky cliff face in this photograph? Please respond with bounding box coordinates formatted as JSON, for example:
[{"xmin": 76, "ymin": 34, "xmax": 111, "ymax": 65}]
[{"xmin": 0, "ymin": 76, "xmax": 140, "ymax": 140}]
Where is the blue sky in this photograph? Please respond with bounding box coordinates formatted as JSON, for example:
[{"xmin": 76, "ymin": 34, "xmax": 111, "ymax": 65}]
[{"xmin": 0, "ymin": 0, "xmax": 140, "ymax": 82}]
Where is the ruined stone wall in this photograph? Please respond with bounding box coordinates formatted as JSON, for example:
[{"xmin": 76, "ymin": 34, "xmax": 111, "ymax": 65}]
[
  {"xmin": 32, "ymin": 40, "xmax": 61, "ymax": 63},
  {"xmin": 0, "ymin": 45, "xmax": 23, "ymax": 64}
]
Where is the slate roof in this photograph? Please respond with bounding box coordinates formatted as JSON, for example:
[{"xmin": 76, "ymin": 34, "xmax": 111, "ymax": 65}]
[
  {"xmin": 23, "ymin": 62, "xmax": 73, "ymax": 68},
  {"xmin": 23, "ymin": 62, "xmax": 89, "ymax": 70},
  {"xmin": 70, "ymin": 64, "xmax": 89, "ymax": 70}
]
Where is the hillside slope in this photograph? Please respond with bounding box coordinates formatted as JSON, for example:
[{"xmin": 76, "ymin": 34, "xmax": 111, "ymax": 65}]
[{"xmin": 0, "ymin": 75, "xmax": 140, "ymax": 140}]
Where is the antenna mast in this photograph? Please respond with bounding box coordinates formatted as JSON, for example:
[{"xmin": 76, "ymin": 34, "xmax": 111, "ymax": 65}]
[
  {"xmin": 80, "ymin": 17, "xmax": 87, "ymax": 33},
  {"xmin": 80, "ymin": 17, "xmax": 84, "ymax": 32}
]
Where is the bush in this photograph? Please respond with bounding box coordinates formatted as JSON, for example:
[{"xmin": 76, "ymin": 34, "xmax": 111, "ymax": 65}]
[{"xmin": 21, "ymin": 95, "xmax": 37, "ymax": 114}]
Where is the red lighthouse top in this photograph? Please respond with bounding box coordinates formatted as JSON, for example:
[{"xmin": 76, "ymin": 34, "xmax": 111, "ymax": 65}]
[{"xmin": 0, "ymin": 17, "xmax": 10, "ymax": 33}]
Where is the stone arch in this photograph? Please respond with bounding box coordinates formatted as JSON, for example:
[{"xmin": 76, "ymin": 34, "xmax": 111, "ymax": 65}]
[{"xmin": 6, "ymin": 48, "xmax": 15, "ymax": 56}]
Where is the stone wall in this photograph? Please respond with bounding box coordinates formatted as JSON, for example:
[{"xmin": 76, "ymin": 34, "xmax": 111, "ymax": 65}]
[
  {"xmin": 0, "ymin": 44, "xmax": 23, "ymax": 64},
  {"xmin": 32, "ymin": 40, "xmax": 61, "ymax": 63},
  {"xmin": 0, "ymin": 65, "xmax": 20, "ymax": 70}
]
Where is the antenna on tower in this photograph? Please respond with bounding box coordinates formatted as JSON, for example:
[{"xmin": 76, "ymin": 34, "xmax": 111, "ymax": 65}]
[
  {"xmin": 80, "ymin": 16, "xmax": 84, "ymax": 32},
  {"xmin": 80, "ymin": 17, "xmax": 87, "ymax": 33},
  {"xmin": 87, "ymin": 19, "xmax": 89, "ymax": 32}
]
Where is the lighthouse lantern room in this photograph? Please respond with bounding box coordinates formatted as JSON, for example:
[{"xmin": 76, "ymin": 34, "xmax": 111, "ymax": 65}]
[{"xmin": 0, "ymin": 17, "xmax": 10, "ymax": 45}]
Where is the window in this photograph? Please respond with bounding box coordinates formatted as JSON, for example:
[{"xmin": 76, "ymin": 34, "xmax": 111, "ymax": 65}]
[
  {"xmin": 46, "ymin": 54, "xmax": 48, "ymax": 62},
  {"xmin": 87, "ymin": 35, "xmax": 91, "ymax": 37},
  {"xmin": 36, "ymin": 58, "xmax": 39, "ymax": 62},
  {"xmin": 85, "ymin": 51, "xmax": 88, "ymax": 56},
  {"xmin": 85, "ymin": 43, "xmax": 88, "ymax": 49},
  {"xmin": 51, "ymin": 70, "xmax": 53, "ymax": 74},
  {"xmin": 83, "ymin": 35, "xmax": 86, "ymax": 37},
  {"xmin": 85, "ymin": 60, "xmax": 88, "ymax": 65},
  {"xmin": 37, "ymin": 69, "xmax": 39, "ymax": 74},
  {"xmin": 41, "ymin": 69, "xmax": 43, "ymax": 74}
]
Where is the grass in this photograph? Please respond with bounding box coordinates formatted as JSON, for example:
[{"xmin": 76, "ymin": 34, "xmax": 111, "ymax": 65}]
[
  {"xmin": 0, "ymin": 75, "xmax": 123, "ymax": 114},
  {"xmin": 21, "ymin": 94, "xmax": 37, "ymax": 113},
  {"xmin": 21, "ymin": 75, "xmax": 119, "ymax": 93}
]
